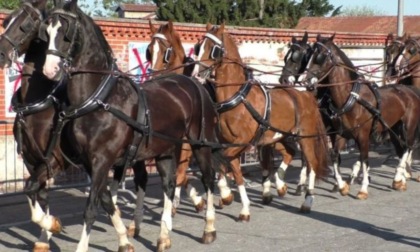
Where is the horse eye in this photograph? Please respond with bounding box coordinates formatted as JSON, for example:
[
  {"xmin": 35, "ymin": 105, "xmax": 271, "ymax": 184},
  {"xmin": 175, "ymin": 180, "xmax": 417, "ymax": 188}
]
[
  {"xmin": 314, "ymin": 53, "xmax": 326, "ymax": 65},
  {"xmin": 409, "ymin": 47, "xmax": 417, "ymax": 55}
]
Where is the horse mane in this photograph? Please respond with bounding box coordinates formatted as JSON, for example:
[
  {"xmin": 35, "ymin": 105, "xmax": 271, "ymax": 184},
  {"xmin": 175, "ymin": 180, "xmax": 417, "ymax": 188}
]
[
  {"xmin": 321, "ymin": 37, "xmax": 359, "ymax": 80},
  {"xmin": 158, "ymin": 24, "xmax": 185, "ymax": 57},
  {"xmin": 62, "ymin": 2, "xmax": 114, "ymax": 59},
  {"xmin": 216, "ymin": 26, "xmax": 242, "ymax": 63}
]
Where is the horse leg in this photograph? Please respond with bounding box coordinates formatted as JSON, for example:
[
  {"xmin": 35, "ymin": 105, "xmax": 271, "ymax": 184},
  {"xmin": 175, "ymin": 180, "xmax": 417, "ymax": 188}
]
[
  {"xmin": 353, "ymin": 136, "xmax": 370, "ymax": 200},
  {"xmin": 77, "ymin": 160, "xmax": 132, "ymax": 252},
  {"xmin": 175, "ymin": 143, "xmax": 206, "ymax": 215},
  {"xmin": 230, "ymin": 157, "xmax": 251, "ymax": 222},
  {"xmin": 192, "ymin": 147, "xmax": 217, "ymax": 244},
  {"xmin": 331, "ymin": 136, "xmax": 350, "ymax": 195},
  {"xmin": 296, "ymin": 160, "xmax": 307, "ymax": 196},
  {"xmin": 274, "ymin": 142, "xmax": 296, "ymax": 197},
  {"xmin": 25, "ymin": 169, "xmax": 62, "ymax": 251},
  {"xmin": 155, "ymin": 154, "xmax": 176, "ymax": 252},
  {"xmin": 127, "ymin": 161, "xmax": 148, "ymax": 238},
  {"xmin": 259, "ymin": 145, "xmax": 274, "ymax": 205},
  {"xmin": 217, "ymin": 148, "xmax": 235, "ymax": 208}
]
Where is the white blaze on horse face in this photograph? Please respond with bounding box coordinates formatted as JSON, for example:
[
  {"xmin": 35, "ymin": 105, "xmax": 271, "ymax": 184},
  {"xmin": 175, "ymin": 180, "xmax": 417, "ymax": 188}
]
[
  {"xmin": 191, "ymin": 39, "xmax": 208, "ymax": 82},
  {"xmin": 394, "ymin": 50, "xmax": 404, "ymax": 74},
  {"xmin": 150, "ymin": 40, "xmax": 160, "ymax": 69},
  {"xmin": 43, "ymin": 20, "xmax": 62, "ymax": 80}
]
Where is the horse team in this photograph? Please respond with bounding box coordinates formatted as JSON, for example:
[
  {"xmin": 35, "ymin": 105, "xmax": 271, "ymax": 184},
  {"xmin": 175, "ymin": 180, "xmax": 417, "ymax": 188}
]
[{"xmin": 1, "ymin": 0, "xmax": 419, "ymax": 251}]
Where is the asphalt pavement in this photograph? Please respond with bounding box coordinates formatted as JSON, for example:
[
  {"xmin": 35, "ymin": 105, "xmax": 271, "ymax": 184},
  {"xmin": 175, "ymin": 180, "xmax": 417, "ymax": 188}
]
[{"xmin": 1, "ymin": 145, "xmax": 420, "ymax": 252}]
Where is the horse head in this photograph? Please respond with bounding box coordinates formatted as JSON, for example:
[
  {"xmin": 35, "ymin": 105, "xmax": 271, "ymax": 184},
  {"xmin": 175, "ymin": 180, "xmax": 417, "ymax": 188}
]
[
  {"xmin": 393, "ymin": 36, "xmax": 420, "ymax": 85},
  {"xmin": 279, "ymin": 31, "xmax": 312, "ymax": 85},
  {"xmin": 0, "ymin": 0, "xmax": 47, "ymax": 68},
  {"xmin": 147, "ymin": 20, "xmax": 188, "ymax": 75},
  {"xmin": 192, "ymin": 22, "xmax": 243, "ymax": 84},
  {"xmin": 384, "ymin": 33, "xmax": 409, "ymax": 84},
  {"xmin": 43, "ymin": 0, "xmax": 111, "ymax": 81}
]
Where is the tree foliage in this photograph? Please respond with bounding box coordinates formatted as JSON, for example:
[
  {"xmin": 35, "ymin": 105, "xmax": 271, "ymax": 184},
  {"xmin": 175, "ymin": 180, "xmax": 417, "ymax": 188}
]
[
  {"xmin": 153, "ymin": 0, "xmax": 341, "ymax": 28},
  {"xmin": 0, "ymin": 0, "xmax": 21, "ymax": 10},
  {"xmin": 339, "ymin": 5, "xmax": 385, "ymax": 16}
]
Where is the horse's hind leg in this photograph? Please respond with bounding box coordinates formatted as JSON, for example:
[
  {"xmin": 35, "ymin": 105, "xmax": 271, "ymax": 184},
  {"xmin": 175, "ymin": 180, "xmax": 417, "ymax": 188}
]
[
  {"xmin": 174, "ymin": 143, "xmax": 206, "ymax": 215},
  {"xmin": 259, "ymin": 145, "xmax": 274, "ymax": 205},
  {"xmin": 274, "ymin": 142, "xmax": 296, "ymax": 197}
]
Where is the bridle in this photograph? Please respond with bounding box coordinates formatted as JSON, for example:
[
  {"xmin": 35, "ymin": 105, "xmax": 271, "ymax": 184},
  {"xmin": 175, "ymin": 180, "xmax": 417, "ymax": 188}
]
[
  {"xmin": 394, "ymin": 38, "xmax": 420, "ymax": 75},
  {"xmin": 282, "ymin": 42, "xmax": 312, "ymax": 78},
  {"xmin": 1, "ymin": 2, "xmax": 44, "ymax": 60},
  {"xmin": 44, "ymin": 9, "xmax": 80, "ymax": 69},
  {"xmin": 194, "ymin": 31, "xmax": 225, "ymax": 79},
  {"xmin": 147, "ymin": 33, "xmax": 173, "ymax": 69}
]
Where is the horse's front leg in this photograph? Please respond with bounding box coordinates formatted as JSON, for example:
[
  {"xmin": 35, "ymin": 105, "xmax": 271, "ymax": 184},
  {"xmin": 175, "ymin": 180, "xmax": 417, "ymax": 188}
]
[
  {"xmin": 353, "ymin": 136, "xmax": 370, "ymax": 200},
  {"xmin": 273, "ymin": 142, "xmax": 296, "ymax": 197},
  {"xmin": 392, "ymin": 149, "xmax": 410, "ymax": 191},
  {"xmin": 228, "ymin": 157, "xmax": 251, "ymax": 222},
  {"xmin": 155, "ymin": 155, "xmax": 176, "ymax": 252},
  {"xmin": 25, "ymin": 172, "xmax": 62, "ymax": 251},
  {"xmin": 330, "ymin": 136, "xmax": 349, "ymax": 195},
  {"xmin": 259, "ymin": 145, "xmax": 274, "ymax": 204}
]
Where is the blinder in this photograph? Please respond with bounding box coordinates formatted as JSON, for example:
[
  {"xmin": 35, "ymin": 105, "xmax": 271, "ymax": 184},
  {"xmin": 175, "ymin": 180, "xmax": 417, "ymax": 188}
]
[
  {"xmin": 146, "ymin": 47, "xmax": 151, "ymax": 62},
  {"xmin": 145, "ymin": 46, "xmax": 172, "ymax": 63},
  {"xmin": 314, "ymin": 53, "xmax": 327, "ymax": 65},
  {"xmin": 291, "ymin": 51, "xmax": 303, "ymax": 63},
  {"xmin": 38, "ymin": 22, "xmax": 48, "ymax": 42},
  {"xmin": 194, "ymin": 42, "xmax": 200, "ymax": 56},
  {"xmin": 408, "ymin": 46, "xmax": 418, "ymax": 55},
  {"xmin": 210, "ymin": 44, "xmax": 223, "ymax": 60}
]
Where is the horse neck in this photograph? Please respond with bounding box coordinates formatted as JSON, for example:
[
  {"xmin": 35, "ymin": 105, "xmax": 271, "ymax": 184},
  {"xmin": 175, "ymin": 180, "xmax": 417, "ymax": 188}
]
[
  {"xmin": 325, "ymin": 66, "xmax": 356, "ymax": 107},
  {"xmin": 407, "ymin": 58, "xmax": 420, "ymax": 88},
  {"xmin": 67, "ymin": 19, "xmax": 112, "ymax": 104},
  {"xmin": 213, "ymin": 57, "xmax": 246, "ymax": 102}
]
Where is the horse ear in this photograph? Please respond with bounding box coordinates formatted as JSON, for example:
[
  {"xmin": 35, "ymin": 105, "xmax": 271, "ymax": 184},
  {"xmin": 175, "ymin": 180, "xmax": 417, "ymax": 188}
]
[
  {"xmin": 53, "ymin": 0, "xmax": 64, "ymax": 8},
  {"xmin": 31, "ymin": 0, "xmax": 48, "ymax": 10},
  {"xmin": 149, "ymin": 19, "xmax": 157, "ymax": 34},
  {"xmin": 168, "ymin": 20, "xmax": 174, "ymax": 32},
  {"xmin": 316, "ymin": 34, "xmax": 322, "ymax": 41},
  {"xmin": 219, "ymin": 22, "xmax": 225, "ymax": 34},
  {"xmin": 69, "ymin": 0, "xmax": 78, "ymax": 11},
  {"xmin": 302, "ymin": 31, "xmax": 308, "ymax": 43},
  {"xmin": 292, "ymin": 36, "xmax": 297, "ymax": 44},
  {"xmin": 330, "ymin": 33, "xmax": 335, "ymax": 41},
  {"xmin": 206, "ymin": 23, "xmax": 212, "ymax": 31}
]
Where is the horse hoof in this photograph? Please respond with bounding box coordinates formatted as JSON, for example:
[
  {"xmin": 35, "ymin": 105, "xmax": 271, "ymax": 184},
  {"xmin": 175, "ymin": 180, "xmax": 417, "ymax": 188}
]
[
  {"xmin": 299, "ymin": 206, "xmax": 311, "ymax": 214},
  {"xmin": 202, "ymin": 231, "xmax": 217, "ymax": 244},
  {"xmin": 49, "ymin": 217, "xmax": 63, "ymax": 234},
  {"xmin": 296, "ymin": 185, "xmax": 306, "ymax": 196},
  {"xmin": 237, "ymin": 214, "xmax": 250, "ymax": 222},
  {"xmin": 261, "ymin": 193, "xmax": 273, "ymax": 205},
  {"xmin": 277, "ymin": 184, "xmax": 288, "ymax": 197},
  {"xmin": 356, "ymin": 191, "xmax": 368, "ymax": 200},
  {"xmin": 194, "ymin": 198, "xmax": 206, "ymax": 213},
  {"xmin": 127, "ymin": 225, "xmax": 140, "ymax": 238},
  {"xmin": 417, "ymin": 176, "xmax": 420, "ymax": 182},
  {"xmin": 218, "ymin": 193, "xmax": 234, "ymax": 208},
  {"xmin": 157, "ymin": 237, "xmax": 171, "ymax": 252},
  {"xmin": 33, "ymin": 242, "xmax": 49, "ymax": 252},
  {"xmin": 339, "ymin": 182, "xmax": 350, "ymax": 196},
  {"xmin": 118, "ymin": 244, "xmax": 135, "ymax": 252},
  {"xmin": 392, "ymin": 180, "xmax": 407, "ymax": 191}
]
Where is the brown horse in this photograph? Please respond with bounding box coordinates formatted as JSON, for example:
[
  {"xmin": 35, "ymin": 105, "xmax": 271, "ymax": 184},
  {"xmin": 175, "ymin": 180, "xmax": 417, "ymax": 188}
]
[
  {"xmin": 393, "ymin": 35, "xmax": 420, "ymax": 88},
  {"xmin": 384, "ymin": 33, "xmax": 408, "ymax": 84},
  {"xmin": 280, "ymin": 32, "xmax": 349, "ymax": 195},
  {"xmin": 42, "ymin": 1, "xmax": 229, "ymax": 250},
  {"xmin": 192, "ymin": 23, "xmax": 330, "ymax": 218},
  {"xmin": 147, "ymin": 20, "xmax": 205, "ymax": 214},
  {"xmin": 304, "ymin": 34, "xmax": 420, "ymax": 198}
]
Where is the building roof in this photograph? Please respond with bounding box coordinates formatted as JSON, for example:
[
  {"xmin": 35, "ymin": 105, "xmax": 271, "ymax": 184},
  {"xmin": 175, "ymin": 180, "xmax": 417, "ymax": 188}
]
[
  {"xmin": 296, "ymin": 16, "xmax": 420, "ymax": 36},
  {"xmin": 116, "ymin": 4, "xmax": 157, "ymax": 13}
]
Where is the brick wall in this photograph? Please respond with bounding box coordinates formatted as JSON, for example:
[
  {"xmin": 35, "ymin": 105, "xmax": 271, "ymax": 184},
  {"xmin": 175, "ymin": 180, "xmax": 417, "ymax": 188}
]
[{"xmin": 0, "ymin": 11, "xmax": 389, "ymax": 135}]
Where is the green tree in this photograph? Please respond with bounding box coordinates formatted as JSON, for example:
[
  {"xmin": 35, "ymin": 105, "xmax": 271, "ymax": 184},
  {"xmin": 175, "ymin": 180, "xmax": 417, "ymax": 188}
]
[
  {"xmin": 0, "ymin": 0, "xmax": 22, "ymax": 10},
  {"xmin": 153, "ymin": 0, "xmax": 341, "ymax": 28},
  {"xmin": 339, "ymin": 5, "xmax": 385, "ymax": 16}
]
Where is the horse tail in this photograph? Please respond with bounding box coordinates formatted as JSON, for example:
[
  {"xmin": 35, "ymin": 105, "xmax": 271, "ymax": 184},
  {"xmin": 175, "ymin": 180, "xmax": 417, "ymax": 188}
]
[
  {"xmin": 210, "ymin": 147, "xmax": 232, "ymax": 175},
  {"xmin": 312, "ymin": 109, "xmax": 330, "ymax": 179}
]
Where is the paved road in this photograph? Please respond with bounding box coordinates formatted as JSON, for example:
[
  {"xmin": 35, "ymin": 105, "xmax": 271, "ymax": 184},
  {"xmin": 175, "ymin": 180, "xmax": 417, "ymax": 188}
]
[{"xmin": 1, "ymin": 146, "xmax": 420, "ymax": 252}]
